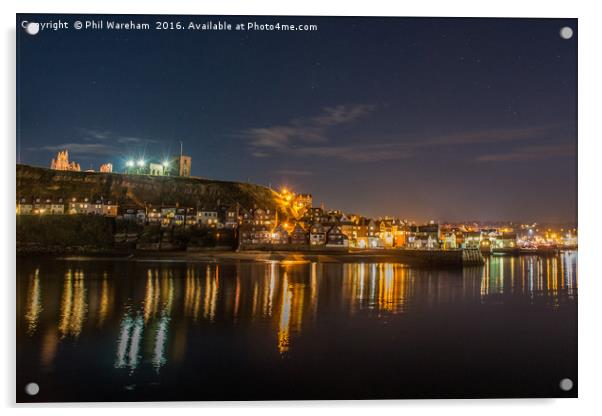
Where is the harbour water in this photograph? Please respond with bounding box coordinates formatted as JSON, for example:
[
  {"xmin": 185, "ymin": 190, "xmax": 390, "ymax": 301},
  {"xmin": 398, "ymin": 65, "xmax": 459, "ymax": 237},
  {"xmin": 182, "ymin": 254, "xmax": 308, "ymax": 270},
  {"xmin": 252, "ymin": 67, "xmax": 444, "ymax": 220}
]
[{"xmin": 16, "ymin": 252, "xmax": 578, "ymax": 401}]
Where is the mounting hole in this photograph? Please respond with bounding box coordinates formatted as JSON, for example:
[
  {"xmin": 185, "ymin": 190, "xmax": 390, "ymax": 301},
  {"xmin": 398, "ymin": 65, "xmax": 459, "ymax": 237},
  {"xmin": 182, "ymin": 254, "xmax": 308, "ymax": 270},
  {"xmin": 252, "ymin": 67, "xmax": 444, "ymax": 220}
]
[
  {"xmin": 25, "ymin": 22, "xmax": 40, "ymax": 36},
  {"xmin": 25, "ymin": 382, "xmax": 39, "ymax": 396},
  {"xmin": 559, "ymin": 378, "xmax": 574, "ymax": 391},
  {"xmin": 559, "ymin": 27, "xmax": 573, "ymax": 40}
]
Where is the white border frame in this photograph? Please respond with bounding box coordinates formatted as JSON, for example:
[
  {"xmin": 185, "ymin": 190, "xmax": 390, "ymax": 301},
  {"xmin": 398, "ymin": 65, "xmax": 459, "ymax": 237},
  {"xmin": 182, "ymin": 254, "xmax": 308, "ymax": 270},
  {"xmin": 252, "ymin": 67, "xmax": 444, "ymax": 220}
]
[{"xmin": 3, "ymin": 1, "xmax": 601, "ymax": 414}]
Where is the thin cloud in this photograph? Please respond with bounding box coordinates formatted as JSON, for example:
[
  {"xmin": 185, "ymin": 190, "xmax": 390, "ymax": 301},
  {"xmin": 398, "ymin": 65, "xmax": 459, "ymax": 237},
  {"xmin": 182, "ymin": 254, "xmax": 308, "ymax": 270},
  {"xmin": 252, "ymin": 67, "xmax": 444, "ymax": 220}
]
[
  {"xmin": 475, "ymin": 144, "xmax": 575, "ymax": 162},
  {"xmin": 242, "ymin": 104, "xmax": 560, "ymax": 163},
  {"xmin": 275, "ymin": 169, "xmax": 314, "ymax": 176},
  {"xmin": 76, "ymin": 128, "xmax": 112, "ymax": 140},
  {"xmin": 27, "ymin": 128, "xmax": 157, "ymax": 158},
  {"xmin": 252, "ymin": 151, "xmax": 270, "ymax": 158},
  {"xmin": 31, "ymin": 143, "xmax": 116, "ymax": 155},
  {"xmin": 76, "ymin": 127, "xmax": 154, "ymax": 144},
  {"xmin": 311, "ymin": 104, "xmax": 376, "ymax": 126},
  {"xmin": 244, "ymin": 104, "xmax": 374, "ymax": 149},
  {"xmin": 418, "ymin": 126, "xmax": 553, "ymax": 147},
  {"xmin": 294, "ymin": 143, "xmax": 411, "ymax": 162},
  {"xmin": 117, "ymin": 136, "xmax": 145, "ymax": 144}
]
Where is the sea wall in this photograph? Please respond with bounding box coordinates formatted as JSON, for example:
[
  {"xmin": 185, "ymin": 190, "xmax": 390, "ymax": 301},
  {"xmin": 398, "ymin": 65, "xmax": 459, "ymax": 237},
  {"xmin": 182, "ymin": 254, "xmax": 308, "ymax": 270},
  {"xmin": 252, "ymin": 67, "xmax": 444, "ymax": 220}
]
[
  {"xmin": 378, "ymin": 248, "xmax": 484, "ymax": 266},
  {"xmin": 237, "ymin": 247, "xmax": 485, "ymax": 266},
  {"xmin": 16, "ymin": 215, "xmax": 115, "ymax": 254}
]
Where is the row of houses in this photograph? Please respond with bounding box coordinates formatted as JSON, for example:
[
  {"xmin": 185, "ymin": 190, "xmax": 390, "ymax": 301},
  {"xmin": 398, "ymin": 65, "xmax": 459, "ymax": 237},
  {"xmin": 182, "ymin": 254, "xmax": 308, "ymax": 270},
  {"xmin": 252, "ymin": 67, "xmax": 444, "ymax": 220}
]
[
  {"xmin": 16, "ymin": 197, "xmax": 119, "ymax": 216},
  {"xmin": 238, "ymin": 219, "xmax": 443, "ymax": 249},
  {"xmin": 16, "ymin": 197, "xmax": 278, "ymax": 229},
  {"xmin": 16, "ymin": 196, "xmax": 522, "ymax": 249},
  {"xmin": 239, "ymin": 222, "xmax": 350, "ymax": 247},
  {"xmin": 239, "ymin": 218, "xmax": 521, "ymax": 250}
]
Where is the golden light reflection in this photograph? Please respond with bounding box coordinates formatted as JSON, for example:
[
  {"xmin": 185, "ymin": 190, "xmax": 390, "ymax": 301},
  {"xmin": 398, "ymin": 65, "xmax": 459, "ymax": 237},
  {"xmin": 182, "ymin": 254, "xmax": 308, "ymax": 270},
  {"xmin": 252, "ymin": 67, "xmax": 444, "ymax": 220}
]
[
  {"xmin": 58, "ymin": 269, "xmax": 87, "ymax": 338},
  {"xmin": 263, "ymin": 262, "xmax": 278, "ymax": 318},
  {"xmin": 341, "ymin": 263, "xmax": 412, "ymax": 313},
  {"xmin": 161, "ymin": 269, "xmax": 175, "ymax": 313},
  {"xmin": 479, "ymin": 253, "xmax": 578, "ymax": 305},
  {"xmin": 202, "ymin": 265, "xmax": 219, "ymax": 322},
  {"xmin": 309, "ymin": 262, "xmax": 320, "ymax": 322},
  {"xmin": 40, "ymin": 327, "xmax": 59, "ymax": 370},
  {"xmin": 18, "ymin": 253, "xmax": 577, "ymax": 374},
  {"xmin": 277, "ymin": 273, "xmax": 292, "ymax": 353},
  {"xmin": 97, "ymin": 273, "xmax": 113, "ymax": 327},
  {"xmin": 25, "ymin": 268, "xmax": 42, "ymax": 336},
  {"xmin": 184, "ymin": 266, "xmax": 203, "ymax": 321},
  {"xmin": 144, "ymin": 269, "xmax": 160, "ymax": 322},
  {"xmin": 251, "ymin": 280, "xmax": 259, "ymax": 320},
  {"xmin": 377, "ymin": 264, "xmax": 395, "ymax": 311},
  {"xmin": 233, "ymin": 276, "xmax": 241, "ymax": 321}
]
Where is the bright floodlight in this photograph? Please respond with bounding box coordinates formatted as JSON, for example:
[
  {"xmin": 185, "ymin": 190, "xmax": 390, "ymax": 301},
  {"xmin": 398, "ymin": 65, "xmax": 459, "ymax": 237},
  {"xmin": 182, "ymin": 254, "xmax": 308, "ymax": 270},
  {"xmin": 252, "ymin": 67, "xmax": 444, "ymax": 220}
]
[
  {"xmin": 126, "ymin": 160, "xmax": 134, "ymax": 167},
  {"xmin": 162, "ymin": 160, "xmax": 170, "ymax": 168},
  {"xmin": 137, "ymin": 159, "xmax": 145, "ymax": 167}
]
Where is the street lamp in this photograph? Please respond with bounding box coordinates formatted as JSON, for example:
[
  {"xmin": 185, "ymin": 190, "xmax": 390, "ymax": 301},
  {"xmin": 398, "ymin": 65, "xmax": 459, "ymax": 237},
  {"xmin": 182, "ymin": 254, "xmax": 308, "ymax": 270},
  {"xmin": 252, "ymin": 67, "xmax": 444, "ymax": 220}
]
[
  {"xmin": 126, "ymin": 160, "xmax": 134, "ymax": 167},
  {"xmin": 137, "ymin": 159, "xmax": 145, "ymax": 167}
]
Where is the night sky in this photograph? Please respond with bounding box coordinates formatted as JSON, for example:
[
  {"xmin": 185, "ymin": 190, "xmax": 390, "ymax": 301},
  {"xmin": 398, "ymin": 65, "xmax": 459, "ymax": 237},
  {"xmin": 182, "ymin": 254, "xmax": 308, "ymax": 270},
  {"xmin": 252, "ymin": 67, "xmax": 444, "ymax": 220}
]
[{"xmin": 16, "ymin": 15, "xmax": 577, "ymax": 223}]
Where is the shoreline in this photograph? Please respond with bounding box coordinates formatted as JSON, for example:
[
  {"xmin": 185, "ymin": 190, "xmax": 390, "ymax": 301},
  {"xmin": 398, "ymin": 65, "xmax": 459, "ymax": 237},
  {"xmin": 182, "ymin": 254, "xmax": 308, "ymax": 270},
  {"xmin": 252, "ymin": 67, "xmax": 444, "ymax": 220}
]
[
  {"xmin": 16, "ymin": 246, "xmax": 577, "ymax": 267},
  {"xmin": 16, "ymin": 247, "xmax": 481, "ymax": 267}
]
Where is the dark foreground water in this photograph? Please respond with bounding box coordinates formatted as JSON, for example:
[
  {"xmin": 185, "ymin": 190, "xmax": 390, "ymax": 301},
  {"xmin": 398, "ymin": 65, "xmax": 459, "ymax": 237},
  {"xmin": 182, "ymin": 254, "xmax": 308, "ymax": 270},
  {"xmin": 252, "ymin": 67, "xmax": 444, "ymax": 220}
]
[{"xmin": 16, "ymin": 252, "xmax": 578, "ymax": 402}]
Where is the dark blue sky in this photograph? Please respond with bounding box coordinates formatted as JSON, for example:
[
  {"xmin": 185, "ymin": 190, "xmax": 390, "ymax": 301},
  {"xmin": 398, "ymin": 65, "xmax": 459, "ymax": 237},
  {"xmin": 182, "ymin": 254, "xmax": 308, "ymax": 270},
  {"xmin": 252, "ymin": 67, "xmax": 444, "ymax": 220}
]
[{"xmin": 16, "ymin": 15, "xmax": 577, "ymax": 222}]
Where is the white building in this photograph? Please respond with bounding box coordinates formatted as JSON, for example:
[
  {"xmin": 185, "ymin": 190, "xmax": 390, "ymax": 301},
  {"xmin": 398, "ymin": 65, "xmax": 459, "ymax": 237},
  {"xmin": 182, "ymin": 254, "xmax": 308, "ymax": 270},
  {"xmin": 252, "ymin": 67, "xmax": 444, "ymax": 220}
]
[{"xmin": 198, "ymin": 209, "xmax": 219, "ymax": 227}]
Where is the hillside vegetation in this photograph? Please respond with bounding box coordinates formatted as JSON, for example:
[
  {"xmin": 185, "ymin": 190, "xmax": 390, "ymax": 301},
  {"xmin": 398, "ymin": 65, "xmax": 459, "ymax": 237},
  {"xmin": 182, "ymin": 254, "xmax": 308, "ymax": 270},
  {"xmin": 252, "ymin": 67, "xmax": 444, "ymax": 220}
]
[
  {"xmin": 16, "ymin": 164, "xmax": 288, "ymax": 213},
  {"xmin": 16, "ymin": 215, "xmax": 114, "ymax": 249}
]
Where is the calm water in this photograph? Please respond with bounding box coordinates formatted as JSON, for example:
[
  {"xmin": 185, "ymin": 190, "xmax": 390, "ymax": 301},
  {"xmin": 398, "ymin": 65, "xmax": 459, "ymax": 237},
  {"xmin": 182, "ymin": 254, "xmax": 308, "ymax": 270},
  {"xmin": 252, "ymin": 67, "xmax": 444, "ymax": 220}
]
[{"xmin": 16, "ymin": 253, "xmax": 578, "ymax": 401}]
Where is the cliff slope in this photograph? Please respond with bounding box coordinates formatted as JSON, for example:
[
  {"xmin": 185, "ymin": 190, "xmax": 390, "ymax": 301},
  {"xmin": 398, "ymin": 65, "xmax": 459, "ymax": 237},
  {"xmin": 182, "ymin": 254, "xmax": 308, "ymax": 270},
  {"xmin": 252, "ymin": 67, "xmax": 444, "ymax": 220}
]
[{"xmin": 16, "ymin": 164, "xmax": 286, "ymax": 212}]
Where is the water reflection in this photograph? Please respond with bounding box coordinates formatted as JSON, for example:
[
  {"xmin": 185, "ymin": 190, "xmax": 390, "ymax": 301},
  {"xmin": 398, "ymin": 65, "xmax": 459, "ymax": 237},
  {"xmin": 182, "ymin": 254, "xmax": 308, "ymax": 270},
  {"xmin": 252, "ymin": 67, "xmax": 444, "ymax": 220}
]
[
  {"xmin": 24, "ymin": 268, "xmax": 41, "ymax": 336},
  {"xmin": 18, "ymin": 252, "xmax": 578, "ymax": 379},
  {"xmin": 480, "ymin": 254, "xmax": 578, "ymax": 306},
  {"xmin": 58, "ymin": 269, "xmax": 87, "ymax": 338}
]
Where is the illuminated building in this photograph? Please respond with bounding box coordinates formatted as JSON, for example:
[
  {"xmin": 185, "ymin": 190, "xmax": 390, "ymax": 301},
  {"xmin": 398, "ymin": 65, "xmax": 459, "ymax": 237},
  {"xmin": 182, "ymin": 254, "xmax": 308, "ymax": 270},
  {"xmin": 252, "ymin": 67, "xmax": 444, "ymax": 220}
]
[
  {"xmin": 410, "ymin": 235, "xmax": 439, "ymax": 249},
  {"xmin": 149, "ymin": 162, "xmax": 165, "ymax": 176},
  {"xmin": 16, "ymin": 197, "xmax": 33, "ymax": 214},
  {"xmin": 224, "ymin": 204, "xmax": 240, "ymax": 228},
  {"xmin": 290, "ymin": 223, "xmax": 308, "ymax": 245},
  {"xmin": 325, "ymin": 224, "xmax": 349, "ymax": 247},
  {"xmin": 184, "ymin": 208, "xmax": 198, "ymax": 227},
  {"xmin": 45, "ymin": 197, "xmax": 65, "ymax": 214},
  {"xmin": 271, "ymin": 223, "xmax": 289, "ymax": 244},
  {"xmin": 50, "ymin": 150, "xmax": 81, "ymax": 171},
  {"xmin": 442, "ymin": 232, "xmax": 458, "ymax": 249},
  {"xmin": 170, "ymin": 155, "xmax": 192, "ymax": 177},
  {"xmin": 309, "ymin": 222, "xmax": 326, "ymax": 246},
  {"xmin": 174, "ymin": 207, "xmax": 196, "ymax": 226},
  {"xmin": 160, "ymin": 207, "xmax": 177, "ymax": 226},
  {"xmin": 88, "ymin": 198, "xmax": 104, "ymax": 215},
  {"xmin": 147, "ymin": 207, "xmax": 162, "ymax": 223},
  {"xmin": 367, "ymin": 219, "xmax": 379, "ymax": 248},
  {"xmin": 198, "ymin": 208, "xmax": 219, "ymax": 227},
  {"xmin": 99, "ymin": 163, "xmax": 113, "ymax": 173},
  {"xmin": 497, "ymin": 232, "xmax": 517, "ymax": 249},
  {"xmin": 68, "ymin": 197, "xmax": 89, "ymax": 214},
  {"xmin": 293, "ymin": 193, "xmax": 313, "ymax": 214},
  {"xmin": 239, "ymin": 224, "xmax": 271, "ymax": 245},
  {"xmin": 102, "ymin": 199, "xmax": 118, "ymax": 217}
]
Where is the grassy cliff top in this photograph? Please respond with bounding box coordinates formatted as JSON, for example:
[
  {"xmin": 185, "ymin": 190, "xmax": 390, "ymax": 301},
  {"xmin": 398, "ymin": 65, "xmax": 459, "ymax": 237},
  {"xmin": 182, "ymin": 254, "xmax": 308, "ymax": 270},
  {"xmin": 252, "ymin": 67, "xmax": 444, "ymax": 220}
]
[{"xmin": 16, "ymin": 164, "xmax": 288, "ymax": 213}]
